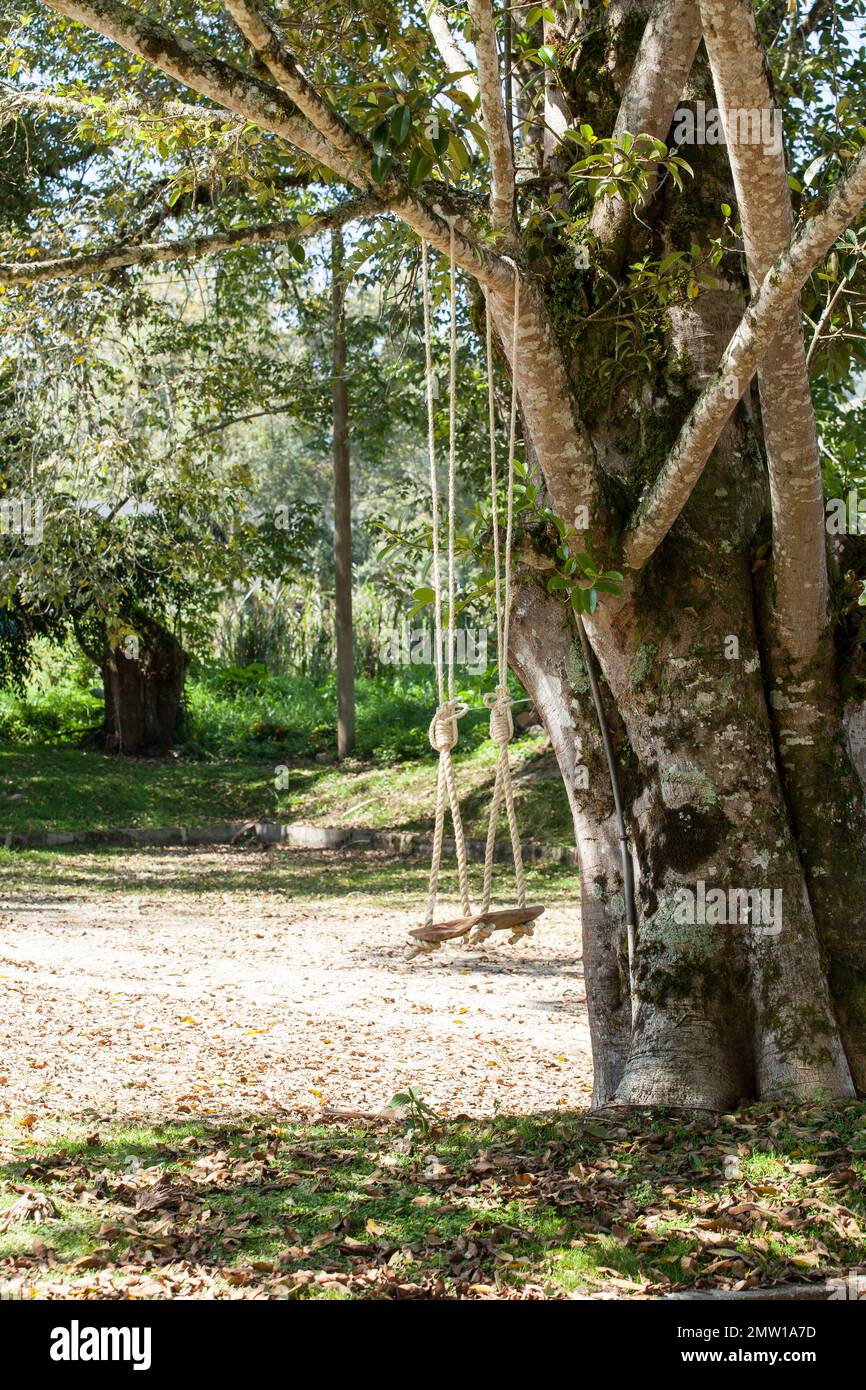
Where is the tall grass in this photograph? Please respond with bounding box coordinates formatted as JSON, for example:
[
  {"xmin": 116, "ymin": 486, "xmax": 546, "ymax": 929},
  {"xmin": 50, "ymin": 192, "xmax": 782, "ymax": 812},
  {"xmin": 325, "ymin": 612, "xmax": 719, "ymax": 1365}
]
[{"xmin": 215, "ymin": 579, "xmax": 401, "ymax": 683}]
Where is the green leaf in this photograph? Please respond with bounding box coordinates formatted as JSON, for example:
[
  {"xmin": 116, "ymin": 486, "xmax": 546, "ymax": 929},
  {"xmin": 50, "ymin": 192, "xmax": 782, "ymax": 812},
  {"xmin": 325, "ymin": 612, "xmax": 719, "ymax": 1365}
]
[
  {"xmin": 371, "ymin": 152, "xmax": 392, "ymax": 184},
  {"xmin": 408, "ymin": 146, "xmax": 434, "ymax": 187},
  {"xmin": 371, "ymin": 119, "xmax": 391, "ymax": 156},
  {"xmin": 390, "ymin": 103, "xmax": 412, "ymax": 147}
]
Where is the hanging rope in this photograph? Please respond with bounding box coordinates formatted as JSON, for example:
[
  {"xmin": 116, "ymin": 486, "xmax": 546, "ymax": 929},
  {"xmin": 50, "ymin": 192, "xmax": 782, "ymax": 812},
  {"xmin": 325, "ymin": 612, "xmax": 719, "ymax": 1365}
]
[
  {"xmin": 472, "ymin": 264, "xmax": 533, "ymax": 945},
  {"xmin": 419, "ymin": 229, "xmax": 472, "ymax": 936},
  {"xmin": 409, "ymin": 244, "xmax": 543, "ymax": 955}
]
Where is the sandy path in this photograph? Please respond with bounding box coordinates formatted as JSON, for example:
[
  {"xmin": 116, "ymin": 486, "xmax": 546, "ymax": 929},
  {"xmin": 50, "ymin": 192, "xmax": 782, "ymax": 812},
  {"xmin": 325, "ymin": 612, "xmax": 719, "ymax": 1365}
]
[{"xmin": 0, "ymin": 847, "xmax": 592, "ymax": 1122}]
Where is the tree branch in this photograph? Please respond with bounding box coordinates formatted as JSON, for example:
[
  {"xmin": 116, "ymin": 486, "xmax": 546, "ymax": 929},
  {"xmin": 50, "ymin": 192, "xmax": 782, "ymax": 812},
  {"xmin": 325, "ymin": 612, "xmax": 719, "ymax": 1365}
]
[
  {"xmin": 701, "ymin": 0, "xmax": 827, "ymax": 662},
  {"xmin": 220, "ymin": 0, "xmax": 373, "ymax": 181},
  {"xmin": 467, "ymin": 0, "xmax": 514, "ymax": 230},
  {"xmin": 590, "ymin": 0, "xmax": 701, "ymax": 251},
  {"xmin": 0, "ymin": 197, "xmax": 381, "ymax": 284},
  {"xmin": 624, "ymin": 144, "xmax": 866, "ymax": 571},
  {"xmin": 0, "ymin": 84, "xmax": 240, "ymax": 128},
  {"xmin": 800, "ymin": 0, "xmax": 832, "ymax": 39},
  {"xmin": 806, "ymin": 272, "xmax": 853, "ymax": 371},
  {"xmin": 427, "ymin": 2, "xmax": 479, "ymax": 102},
  {"xmin": 39, "ymin": 0, "xmax": 514, "ymax": 291},
  {"xmin": 42, "ymin": 0, "xmax": 359, "ymax": 184}
]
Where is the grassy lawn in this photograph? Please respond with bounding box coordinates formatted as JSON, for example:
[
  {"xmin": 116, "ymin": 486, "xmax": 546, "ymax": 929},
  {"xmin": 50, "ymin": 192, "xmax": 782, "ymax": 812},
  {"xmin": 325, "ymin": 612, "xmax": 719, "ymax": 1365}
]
[
  {"xmin": 0, "ymin": 737, "xmax": 574, "ymax": 846},
  {"xmin": 2, "ymin": 1102, "xmax": 865, "ymax": 1300}
]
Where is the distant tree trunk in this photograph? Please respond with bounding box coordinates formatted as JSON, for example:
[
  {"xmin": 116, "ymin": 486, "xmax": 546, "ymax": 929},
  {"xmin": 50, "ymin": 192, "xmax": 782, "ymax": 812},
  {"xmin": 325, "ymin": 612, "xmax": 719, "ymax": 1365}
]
[
  {"xmin": 331, "ymin": 226, "xmax": 356, "ymax": 758},
  {"xmin": 101, "ymin": 616, "xmax": 188, "ymax": 755}
]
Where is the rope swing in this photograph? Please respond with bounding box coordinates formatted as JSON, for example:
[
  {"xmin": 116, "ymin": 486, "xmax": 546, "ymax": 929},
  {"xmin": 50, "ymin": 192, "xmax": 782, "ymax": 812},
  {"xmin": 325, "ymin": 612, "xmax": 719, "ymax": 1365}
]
[{"xmin": 408, "ymin": 235, "xmax": 544, "ymax": 954}]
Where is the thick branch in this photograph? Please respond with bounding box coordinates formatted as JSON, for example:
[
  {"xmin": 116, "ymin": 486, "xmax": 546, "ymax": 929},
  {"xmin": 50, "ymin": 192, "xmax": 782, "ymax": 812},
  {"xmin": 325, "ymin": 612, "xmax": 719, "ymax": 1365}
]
[
  {"xmin": 590, "ymin": 0, "xmax": 701, "ymax": 250},
  {"xmin": 0, "ymin": 198, "xmax": 380, "ymax": 284},
  {"xmin": 42, "ymin": 0, "xmax": 359, "ymax": 183},
  {"xmin": 701, "ymin": 0, "xmax": 827, "ymax": 662},
  {"xmin": 39, "ymin": 0, "xmax": 513, "ymax": 291},
  {"xmin": 467, "ymin": 0, "xmax": 514, "ymax": 230},
  {"xmin": 221, "ymin": 0, "xmax": 373, "ymax": 180},
  {"xmin": 427, "ymin": 2, "xmax": 479, "ymax": 102},
  {"xmin": 486, "ymin": 280, "xmax": 599, "ymax": 535},
  {"xmin": 0, "ymin": 85, "xmax": 239, "ymax": 127},
  {"xmin": 624, "ymin": 144, "xmax": 866, "ymax": 571}
]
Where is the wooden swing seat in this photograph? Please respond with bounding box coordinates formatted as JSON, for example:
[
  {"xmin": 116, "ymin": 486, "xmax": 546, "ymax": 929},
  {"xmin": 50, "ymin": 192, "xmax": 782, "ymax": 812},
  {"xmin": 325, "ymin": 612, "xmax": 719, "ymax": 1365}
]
[{"xmin": 409, "ymin": 903, "xmax": 545, "ymax": 944}]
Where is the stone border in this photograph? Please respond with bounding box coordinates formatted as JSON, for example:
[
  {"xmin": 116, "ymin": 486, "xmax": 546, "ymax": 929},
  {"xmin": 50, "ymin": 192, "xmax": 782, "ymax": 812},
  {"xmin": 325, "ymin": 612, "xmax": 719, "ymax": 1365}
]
[
  {"xmin": 2, "ymin": 819, "xmax": 579, "ymax": 865},
  {"xmin": 574, "ymin": 1278, "xmax": 860, "ymax": 1301},
  {"xmin": 660, "ymin": 1281, "xmax": 844, "ymax": 1300}
]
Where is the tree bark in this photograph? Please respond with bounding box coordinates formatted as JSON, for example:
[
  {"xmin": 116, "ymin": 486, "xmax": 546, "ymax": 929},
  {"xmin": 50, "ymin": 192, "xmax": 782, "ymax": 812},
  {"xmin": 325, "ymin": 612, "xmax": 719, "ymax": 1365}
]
[
  {"xmin": 510, "ymin": 577, "xmax": 633, "ymax": 1105},
  {"xmin": 331, "ymin": 227, "xmax": 355, "ymax": 759},
  {"xmin": 100, "ymin": 618, "xmax": 188, "ymax": 755}
]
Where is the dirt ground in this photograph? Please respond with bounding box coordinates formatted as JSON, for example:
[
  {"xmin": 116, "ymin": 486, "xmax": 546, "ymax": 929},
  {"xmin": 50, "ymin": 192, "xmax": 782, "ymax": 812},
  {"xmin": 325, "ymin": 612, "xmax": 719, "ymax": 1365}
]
[{"xmin": 0, "ymin": 847, "xmax": 592, "ymax": 1124}]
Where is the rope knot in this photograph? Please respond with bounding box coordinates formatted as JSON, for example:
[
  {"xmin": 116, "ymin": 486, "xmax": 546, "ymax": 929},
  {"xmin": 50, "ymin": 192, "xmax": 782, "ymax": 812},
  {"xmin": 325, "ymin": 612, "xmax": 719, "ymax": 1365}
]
[
  {"xmin": 428, "ymin": 699, "xmax": 467, "ymax": 754},
  {"xmin": 484, "ymin": 686, "xmax": 513, "ymax": 745}
]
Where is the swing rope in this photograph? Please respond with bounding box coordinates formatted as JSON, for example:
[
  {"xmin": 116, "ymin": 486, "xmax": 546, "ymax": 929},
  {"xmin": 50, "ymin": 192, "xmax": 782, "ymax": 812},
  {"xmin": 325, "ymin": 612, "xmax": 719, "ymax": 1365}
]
[
  {"xmin": 475, "ymin": 265, "xmax": 532, "ymax": 943},
  {"xmin": 410, "ymin": 243, "xmax": 544, "ymax": 954},
  {"xmin": 421, "ymin": 229, "xmax": 472, "ymax": 932}
]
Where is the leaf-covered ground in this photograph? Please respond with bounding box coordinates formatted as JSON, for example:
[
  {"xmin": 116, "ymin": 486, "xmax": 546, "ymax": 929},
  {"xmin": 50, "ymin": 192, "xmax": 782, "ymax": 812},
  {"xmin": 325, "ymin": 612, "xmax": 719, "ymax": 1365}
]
[
  {"xmin": 1, "ymin": 1103, "xmax": 865, "ymax": 1300},
  {"xmin": 0, "ymin": 846, "xmax": 589, "ymax": 1120},
  {"xmin": 1, "ymin": 845, "xmax": 864, "ymax": 1299}
]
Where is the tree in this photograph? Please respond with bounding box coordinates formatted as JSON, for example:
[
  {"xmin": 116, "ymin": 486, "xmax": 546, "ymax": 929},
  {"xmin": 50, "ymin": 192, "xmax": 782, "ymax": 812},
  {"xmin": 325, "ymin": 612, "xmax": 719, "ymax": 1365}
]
[
  {"xmin": 0, "ymin": 266, "xmax": 320, "ymax": 752},
  {"xmin": 2, "ymin": 0, "xmax": 866, "ymax": 1108}
]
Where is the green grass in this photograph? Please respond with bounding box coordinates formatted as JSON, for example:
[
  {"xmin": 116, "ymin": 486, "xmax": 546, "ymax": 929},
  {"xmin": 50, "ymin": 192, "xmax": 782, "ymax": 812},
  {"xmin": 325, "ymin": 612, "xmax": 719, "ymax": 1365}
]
[
  {"xmin": 0, "ymin": 648, "xmax": 501, "ymax": 763},
  {"xmin": 0, "ymin": 642, "xmax": 573, "ymax": 842},
  {"xmin": 0, "ymin": 736, "xmax": 573, "ymax": 845},
  {"xmin": 2, "ymin": 1102, "xmax": 865, "ymax": 1300}
]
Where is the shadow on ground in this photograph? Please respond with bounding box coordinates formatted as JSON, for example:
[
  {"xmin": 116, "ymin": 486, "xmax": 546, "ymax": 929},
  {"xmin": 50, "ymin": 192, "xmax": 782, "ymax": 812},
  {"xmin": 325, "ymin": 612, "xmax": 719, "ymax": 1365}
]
[{"xmin": 1, "ymin": 1102, "xmax": 864, "ymax": 1300}]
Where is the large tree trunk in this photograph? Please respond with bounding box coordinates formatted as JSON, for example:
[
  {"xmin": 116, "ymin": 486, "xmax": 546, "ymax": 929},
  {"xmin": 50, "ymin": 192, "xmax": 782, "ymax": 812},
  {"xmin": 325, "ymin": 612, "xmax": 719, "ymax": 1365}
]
[
  {"xmin": 513, "ymin": 468, "xmax": 861, "ymax": 1108},
  {"xmin": 101, "ymin": 618, "xmax": 188, "ymax": 755},
  {"xmin": 499, "ymin": 3, "xmax": 866, "ymax": 1109}
]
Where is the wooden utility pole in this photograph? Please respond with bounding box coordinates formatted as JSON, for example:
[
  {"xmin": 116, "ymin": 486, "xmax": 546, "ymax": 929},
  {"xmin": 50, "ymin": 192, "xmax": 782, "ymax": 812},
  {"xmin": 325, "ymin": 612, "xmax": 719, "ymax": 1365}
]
[{"xmin": 331, "ymin": 227, "xmax": 355, "ymax": 757}]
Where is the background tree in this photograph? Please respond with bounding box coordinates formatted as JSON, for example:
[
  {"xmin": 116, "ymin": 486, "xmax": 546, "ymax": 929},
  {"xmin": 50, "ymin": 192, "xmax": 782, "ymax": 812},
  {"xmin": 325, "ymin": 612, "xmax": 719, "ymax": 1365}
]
[
  {"xmin": 0, "ymin": 256, "xmax": 320, "ymax": 750},
  {"xmin": 331, "ymin": 226, "xmax": 355, "ymax": 757}
]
